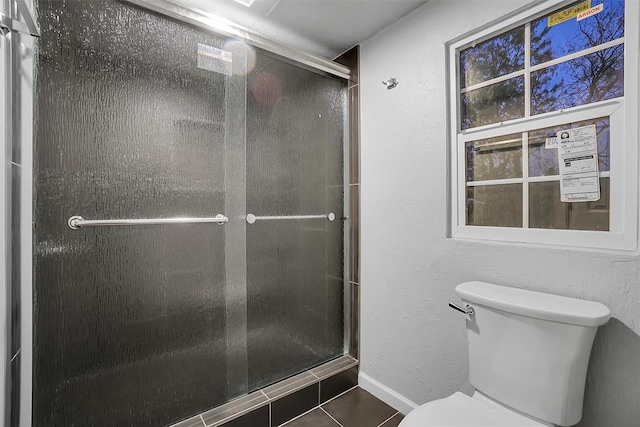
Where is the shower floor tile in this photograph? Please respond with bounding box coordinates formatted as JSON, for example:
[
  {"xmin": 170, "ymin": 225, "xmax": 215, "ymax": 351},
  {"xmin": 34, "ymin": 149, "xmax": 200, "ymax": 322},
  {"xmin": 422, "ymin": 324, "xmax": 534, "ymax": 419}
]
[{"xmin": 281, "ymin": 387, "xmax": 403, "ymax": 427}]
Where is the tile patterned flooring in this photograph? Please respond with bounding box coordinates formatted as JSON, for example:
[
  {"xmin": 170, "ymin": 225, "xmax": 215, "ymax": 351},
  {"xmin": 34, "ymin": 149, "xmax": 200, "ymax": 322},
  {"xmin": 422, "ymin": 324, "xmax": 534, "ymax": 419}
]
[{"xmin": 281, "ymin": 387, "xmax": 404, "ymax": 427}]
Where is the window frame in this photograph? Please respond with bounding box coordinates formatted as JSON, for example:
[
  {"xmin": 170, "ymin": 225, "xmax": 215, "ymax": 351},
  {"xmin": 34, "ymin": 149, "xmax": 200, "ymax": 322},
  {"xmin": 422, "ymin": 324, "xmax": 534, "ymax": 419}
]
[{"xmin": 447, "ymin": 0, "xmax": 639, "ymax": 252}]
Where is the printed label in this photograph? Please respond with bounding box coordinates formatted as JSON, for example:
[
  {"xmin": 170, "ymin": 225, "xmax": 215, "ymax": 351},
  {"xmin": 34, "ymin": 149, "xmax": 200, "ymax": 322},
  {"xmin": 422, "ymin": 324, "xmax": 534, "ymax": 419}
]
[
  {"xmin": 548, "ymin": 0, "xmax": 591, "ymax": 27},
  {"xmin": 557, "ymin": 125, "xmax": 600, "ymax": 202},
  {"xmin": 577, "ymin": 3, "xmax": 604, "ymax": 21},
  {"xmin": 197, "ymin": 43, "xmax": 233, "ymax": 76}
]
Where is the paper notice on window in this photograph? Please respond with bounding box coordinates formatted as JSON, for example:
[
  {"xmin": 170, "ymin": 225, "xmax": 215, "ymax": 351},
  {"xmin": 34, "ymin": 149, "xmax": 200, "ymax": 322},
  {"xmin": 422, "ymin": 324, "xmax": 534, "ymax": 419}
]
[{"xmin": 557, "ymin": 125, "xmax": 600, "ymax": 202}]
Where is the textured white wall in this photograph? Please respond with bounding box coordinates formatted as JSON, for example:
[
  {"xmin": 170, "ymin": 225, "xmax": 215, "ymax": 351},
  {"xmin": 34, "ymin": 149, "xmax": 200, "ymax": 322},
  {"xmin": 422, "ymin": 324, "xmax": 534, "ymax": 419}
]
[{"xmin": 359, "ymin": 1, "xmax": 640, "ymax": 426}]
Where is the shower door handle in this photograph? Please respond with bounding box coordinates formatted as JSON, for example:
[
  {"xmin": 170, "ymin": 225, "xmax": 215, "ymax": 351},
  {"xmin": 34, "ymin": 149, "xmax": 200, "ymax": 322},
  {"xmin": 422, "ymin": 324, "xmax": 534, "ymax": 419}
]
[
  {"xmin": 245, "ymin": 212, "xmax": 336, "ymax": 224},
  {"xmin": 68, "ymin": 214, "xmax": 229, "ymax": 229}
]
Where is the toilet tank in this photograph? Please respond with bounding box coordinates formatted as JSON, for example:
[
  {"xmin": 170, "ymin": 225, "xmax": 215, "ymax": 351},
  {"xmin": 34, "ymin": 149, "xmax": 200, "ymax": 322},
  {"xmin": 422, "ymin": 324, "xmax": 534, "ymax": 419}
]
[{"xmin": 456, "ymin": 282, "xmax": 610, "ymax": 427}]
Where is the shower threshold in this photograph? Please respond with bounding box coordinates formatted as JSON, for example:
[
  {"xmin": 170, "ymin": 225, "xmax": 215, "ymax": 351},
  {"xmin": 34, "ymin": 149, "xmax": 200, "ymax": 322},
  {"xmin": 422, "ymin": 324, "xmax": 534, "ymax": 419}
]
[{"xmin": 172, "ymin": 355, "xmax": 358, "ymax": 427}]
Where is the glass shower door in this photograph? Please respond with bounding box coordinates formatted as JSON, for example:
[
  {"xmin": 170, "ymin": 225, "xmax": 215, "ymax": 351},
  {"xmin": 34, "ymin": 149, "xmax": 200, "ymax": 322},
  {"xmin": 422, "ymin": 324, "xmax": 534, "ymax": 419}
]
[
  {"xmin": 34, "ymin": 1, "xmax": 348, "ymax": 425},
  {"xmin": 246, "ymin": 54, "xmax": 346, "ymax": 390},
  {"xmin": 33, "ymin": 1, "xmax": 248, "ymax": 425}
]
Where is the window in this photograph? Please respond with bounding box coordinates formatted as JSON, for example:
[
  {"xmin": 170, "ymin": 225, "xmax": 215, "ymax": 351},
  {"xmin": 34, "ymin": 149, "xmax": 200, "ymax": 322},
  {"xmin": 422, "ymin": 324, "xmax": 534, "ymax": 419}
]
[{"xmin": 448, "ymin": 0, "xmax": 639, "ymax": 251}]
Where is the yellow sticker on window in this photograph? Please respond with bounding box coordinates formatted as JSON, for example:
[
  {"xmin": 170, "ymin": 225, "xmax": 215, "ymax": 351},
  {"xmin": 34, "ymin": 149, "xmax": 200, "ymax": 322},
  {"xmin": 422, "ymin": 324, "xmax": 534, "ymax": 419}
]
[{"xmin": 548, "ymin": 0, "xmax": 591, "ymax": 27}]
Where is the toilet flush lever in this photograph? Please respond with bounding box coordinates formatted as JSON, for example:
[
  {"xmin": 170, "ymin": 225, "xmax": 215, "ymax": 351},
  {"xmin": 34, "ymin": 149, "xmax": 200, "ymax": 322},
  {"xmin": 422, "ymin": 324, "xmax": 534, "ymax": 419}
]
[{"xmin": 449, "ymin": 302, "xmax": 474, "ymax": 316}]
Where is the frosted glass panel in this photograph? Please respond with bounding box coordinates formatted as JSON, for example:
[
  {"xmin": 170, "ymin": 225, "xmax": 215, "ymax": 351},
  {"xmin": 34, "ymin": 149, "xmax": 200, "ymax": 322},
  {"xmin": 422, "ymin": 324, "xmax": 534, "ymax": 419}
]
[
  {"xmin": 246, "ymin": 54, "xmax": 346, "ymax": 390},
  {"xmin": 34, "ymin": 1, "xmax": 242, "ymax": 425},
  {"xmin": 34, "ymin": 0, "xmax": 347, "ymax": 424}
]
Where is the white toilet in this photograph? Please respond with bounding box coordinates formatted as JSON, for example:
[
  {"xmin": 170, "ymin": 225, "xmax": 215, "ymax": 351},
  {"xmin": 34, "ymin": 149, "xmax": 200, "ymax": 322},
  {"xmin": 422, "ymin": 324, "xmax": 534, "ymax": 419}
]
[{"xmin": 400, "ymin": 281, "xmax": 611, "ymax": 427}]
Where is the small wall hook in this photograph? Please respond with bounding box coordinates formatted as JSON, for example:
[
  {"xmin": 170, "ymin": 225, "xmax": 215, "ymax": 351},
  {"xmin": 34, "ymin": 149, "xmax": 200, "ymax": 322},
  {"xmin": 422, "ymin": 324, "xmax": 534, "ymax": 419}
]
[{"xmin": 382, "ymin": 77, "xmax": 398, "ymax": 90}]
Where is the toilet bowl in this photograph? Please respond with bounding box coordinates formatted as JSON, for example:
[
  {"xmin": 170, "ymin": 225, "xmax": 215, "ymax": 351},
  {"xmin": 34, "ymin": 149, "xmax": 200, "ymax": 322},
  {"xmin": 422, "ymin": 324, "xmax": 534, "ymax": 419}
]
[
  {"xmin": 399, "ymin": 281, "xmax": 610, "ymax": 427},
  {"xmin": 400, "ymin": 392, "xmax": 551, "ymax": 427}
]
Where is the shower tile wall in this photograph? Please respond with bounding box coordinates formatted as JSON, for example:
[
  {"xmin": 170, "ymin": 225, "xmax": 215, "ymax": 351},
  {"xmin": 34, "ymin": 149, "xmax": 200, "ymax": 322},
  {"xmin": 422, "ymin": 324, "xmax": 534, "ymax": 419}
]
[{"xmin": 336, "ymin": 46, "xmax": 360, "ymax": 359}]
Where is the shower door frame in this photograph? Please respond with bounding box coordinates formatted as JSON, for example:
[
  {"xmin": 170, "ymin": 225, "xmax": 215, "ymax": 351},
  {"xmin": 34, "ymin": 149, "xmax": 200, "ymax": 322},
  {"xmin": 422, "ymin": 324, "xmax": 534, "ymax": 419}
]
[
  {"xmin": 10, "ymin": 0, "xmax": 354, "ymax": 426},
  {"xmin": 0, "ymin": 0, "xmax": 39, "ymax": 426},
  {"xmin": 1, "ymin": 10, "xmax": 7, "ymax": 424},
  {"xmin": 3, "ymin": 0, "xmax": 37, "ymax": 426},
  {"xmin": 124, "ymin": 0, "xmax": 351, "ymax": 80}
]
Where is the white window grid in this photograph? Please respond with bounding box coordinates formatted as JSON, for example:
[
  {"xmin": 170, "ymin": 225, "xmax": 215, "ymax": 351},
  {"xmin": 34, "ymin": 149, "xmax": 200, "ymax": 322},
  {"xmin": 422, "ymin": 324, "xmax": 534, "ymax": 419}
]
[
  {"xmin": 448, "ymin": 0, "xmax": 639, "ymax": 252},
  {"xmin": 458, "ymin": 100, "xmax": 620, "ymax": 230}
]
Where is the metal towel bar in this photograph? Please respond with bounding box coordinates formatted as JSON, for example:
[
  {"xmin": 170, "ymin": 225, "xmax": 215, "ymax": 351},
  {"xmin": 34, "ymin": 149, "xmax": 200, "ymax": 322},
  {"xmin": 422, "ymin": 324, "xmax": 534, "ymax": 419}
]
[
  {"xmin": 246, "ymin": 213, "xmax": 335, "ymax": 225},
  {"xmin": 68, "ymin": 214, "xmax": 228, "ymax": 229}
]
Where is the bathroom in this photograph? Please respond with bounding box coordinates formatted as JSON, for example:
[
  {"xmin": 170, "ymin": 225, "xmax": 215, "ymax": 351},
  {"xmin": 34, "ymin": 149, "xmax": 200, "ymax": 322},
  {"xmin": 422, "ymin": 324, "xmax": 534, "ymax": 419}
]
[{"xmin": 2, "ymin": 0, "xmax": 639, "ymax": 426}]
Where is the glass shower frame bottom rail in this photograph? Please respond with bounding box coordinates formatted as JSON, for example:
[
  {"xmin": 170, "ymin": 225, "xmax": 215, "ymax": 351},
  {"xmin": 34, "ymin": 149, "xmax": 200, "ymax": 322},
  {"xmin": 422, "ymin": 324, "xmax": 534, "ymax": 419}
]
[{"xmin": 171, "ymin": 355, "xmax": 358, "ymax": 427}]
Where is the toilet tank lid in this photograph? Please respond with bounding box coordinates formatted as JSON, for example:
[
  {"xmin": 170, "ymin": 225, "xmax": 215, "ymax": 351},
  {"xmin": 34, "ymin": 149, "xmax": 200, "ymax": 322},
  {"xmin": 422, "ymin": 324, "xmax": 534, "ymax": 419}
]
[{"xmin": 456, "ymin": 281, "xmax": 611, "ymax": 327}]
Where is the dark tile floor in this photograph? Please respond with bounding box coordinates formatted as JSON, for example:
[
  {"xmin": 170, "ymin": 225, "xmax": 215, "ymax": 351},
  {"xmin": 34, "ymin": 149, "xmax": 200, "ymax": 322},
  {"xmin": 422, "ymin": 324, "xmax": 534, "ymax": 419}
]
[{"xmin": 282, "ymin": 387, "xmax": 404, "ymax": 427}]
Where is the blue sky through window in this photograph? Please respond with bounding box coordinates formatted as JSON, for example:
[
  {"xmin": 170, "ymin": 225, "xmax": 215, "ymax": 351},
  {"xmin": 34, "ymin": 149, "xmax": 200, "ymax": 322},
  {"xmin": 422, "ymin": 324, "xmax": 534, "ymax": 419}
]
[
  {"xmin": 531, "ymin": 0, "xmax": 625, "ymax": 66},
  {"xmin": 460, "ymin": 0, "xmax": 625, "ymax": 130}
]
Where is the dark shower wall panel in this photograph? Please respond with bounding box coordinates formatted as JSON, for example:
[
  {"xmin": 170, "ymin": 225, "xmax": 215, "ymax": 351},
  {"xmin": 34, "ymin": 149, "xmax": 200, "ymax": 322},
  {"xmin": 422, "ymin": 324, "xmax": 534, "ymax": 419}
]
[
  {"xmin": 35, "ymin": 1, "xmax": 232, "ymax": 425},
  {"xmin": 246, "ymin": 54, "xmax": 346, "ymax": 390}
]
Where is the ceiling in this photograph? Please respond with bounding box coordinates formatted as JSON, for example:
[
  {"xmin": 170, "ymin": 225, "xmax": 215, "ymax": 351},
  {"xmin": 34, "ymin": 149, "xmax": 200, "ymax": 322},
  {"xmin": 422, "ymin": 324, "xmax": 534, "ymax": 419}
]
[{"xmin": 170, "ymin": 0, "xmax": 429, "ymax": 58}]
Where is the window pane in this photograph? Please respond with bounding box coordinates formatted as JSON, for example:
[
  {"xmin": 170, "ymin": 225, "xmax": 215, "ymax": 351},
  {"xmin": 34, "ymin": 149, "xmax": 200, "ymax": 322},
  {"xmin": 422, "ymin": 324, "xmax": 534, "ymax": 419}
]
[
  {"xmin": 467, "ymin": 184, "xmax": 523, "ymax": 227},
  {"xmin": 461, "ymin": 76, "xmax": 525, "ymax": 129},
  {"xmin": 460, "ymin": 26, "xmax": 525, "ymax": 88},
  {"xmin": 466, "ymin": 134, "xmax": 522, "ymax": 182},
  {"xmin": 528, "ymin": 117, "xmax": 610, "ymax": 177},
  {"xmin": 531, "ymin": 45, "xmax": 624, "ymax": 115},
  {"xmin": 531, "ymin": 0, "xmax": 625, "ymax": 66},
  {"xmin": 529, "ymin": 178, "xmax": 609, "ymax": 230}
]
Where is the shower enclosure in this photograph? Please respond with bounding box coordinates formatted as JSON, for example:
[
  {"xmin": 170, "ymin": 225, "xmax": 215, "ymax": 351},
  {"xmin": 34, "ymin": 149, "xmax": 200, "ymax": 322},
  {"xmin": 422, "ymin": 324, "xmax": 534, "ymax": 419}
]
[{"xmin": 32, "ymin": 0, "xmax": 349, "ymax": 425}]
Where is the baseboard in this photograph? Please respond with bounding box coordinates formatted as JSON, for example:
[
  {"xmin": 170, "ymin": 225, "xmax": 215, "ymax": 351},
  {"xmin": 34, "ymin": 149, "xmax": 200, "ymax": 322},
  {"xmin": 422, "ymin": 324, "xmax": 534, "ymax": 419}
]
[{"xmin": 358, "ymin": 372, "xmax": 419, "ymax": 415}]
